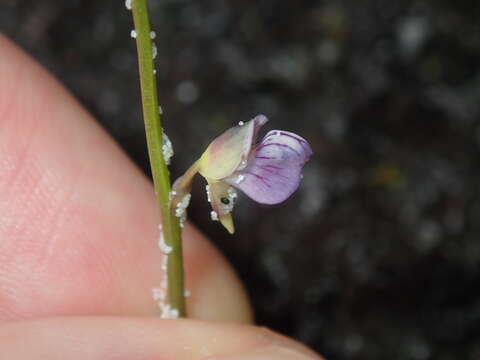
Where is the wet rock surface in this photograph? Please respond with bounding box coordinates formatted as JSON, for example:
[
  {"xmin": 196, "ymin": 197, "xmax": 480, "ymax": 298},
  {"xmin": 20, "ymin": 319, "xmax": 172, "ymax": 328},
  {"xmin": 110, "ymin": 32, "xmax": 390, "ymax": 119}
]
[{"xmin": 2, "ymin": 1, "xmax": 480, "ymax": 359}]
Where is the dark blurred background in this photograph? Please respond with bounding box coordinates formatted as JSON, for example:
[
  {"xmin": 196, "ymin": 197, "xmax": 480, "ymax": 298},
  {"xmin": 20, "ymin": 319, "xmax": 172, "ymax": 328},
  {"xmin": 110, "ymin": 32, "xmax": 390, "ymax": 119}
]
[{"xmin": 2, "ymin": 0, "xmax": 479, "ymax": 359}]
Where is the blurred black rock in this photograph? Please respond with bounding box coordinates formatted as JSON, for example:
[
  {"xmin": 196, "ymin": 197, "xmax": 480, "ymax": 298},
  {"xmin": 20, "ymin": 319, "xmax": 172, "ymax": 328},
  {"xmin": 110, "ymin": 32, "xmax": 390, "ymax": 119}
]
[{"xmin": 2, "ymin": 0, "xmax": 480, "ymax": 359}]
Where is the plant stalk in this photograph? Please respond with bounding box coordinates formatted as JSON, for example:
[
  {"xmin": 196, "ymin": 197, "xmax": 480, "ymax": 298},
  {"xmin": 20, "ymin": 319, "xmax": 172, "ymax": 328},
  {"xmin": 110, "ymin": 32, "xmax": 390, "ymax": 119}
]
[{"xmin": 131, "ymin": 0, "xmax": 186, "ymax": 316}]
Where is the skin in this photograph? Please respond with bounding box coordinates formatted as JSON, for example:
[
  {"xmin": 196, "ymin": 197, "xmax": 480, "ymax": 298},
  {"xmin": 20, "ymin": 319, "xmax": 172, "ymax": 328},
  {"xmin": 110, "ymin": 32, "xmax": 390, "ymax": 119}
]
[{"xmin": 0, "ymin": 35, "xmax": 323, "ymax": 359}]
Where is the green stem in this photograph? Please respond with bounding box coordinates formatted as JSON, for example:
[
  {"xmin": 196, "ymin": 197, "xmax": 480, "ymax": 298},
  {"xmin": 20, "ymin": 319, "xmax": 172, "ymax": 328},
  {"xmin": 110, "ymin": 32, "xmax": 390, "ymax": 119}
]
[{"xmin": 131, "ymin": 0, "xmax": 186, "ymax": 316}]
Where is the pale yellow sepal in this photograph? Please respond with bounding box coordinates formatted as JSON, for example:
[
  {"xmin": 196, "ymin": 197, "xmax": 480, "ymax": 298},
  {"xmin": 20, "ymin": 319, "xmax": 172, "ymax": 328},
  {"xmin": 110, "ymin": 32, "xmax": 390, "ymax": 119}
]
[{"xmin": 198, "ymin": 121, "xmax": 254, "ymax": 180}]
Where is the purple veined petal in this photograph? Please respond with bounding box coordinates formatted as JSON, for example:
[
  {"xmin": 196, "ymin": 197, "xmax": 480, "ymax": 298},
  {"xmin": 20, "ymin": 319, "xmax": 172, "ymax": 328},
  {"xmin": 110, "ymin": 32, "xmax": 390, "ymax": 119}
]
[
  {"xmin": 224, "ymin": 130, "xmax": 313, "ymax": 205},
  {"xmin": 260, "ymin": 130, "xmax": 313, "ymax": 161}
]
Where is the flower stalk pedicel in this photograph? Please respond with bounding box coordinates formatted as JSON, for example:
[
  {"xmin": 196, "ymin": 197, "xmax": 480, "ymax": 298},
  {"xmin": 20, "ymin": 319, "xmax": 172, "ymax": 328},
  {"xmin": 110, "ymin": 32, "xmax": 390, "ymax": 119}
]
[{"xmin": 129, "ymin": 0, "xmax": 186, "ymax": 316}]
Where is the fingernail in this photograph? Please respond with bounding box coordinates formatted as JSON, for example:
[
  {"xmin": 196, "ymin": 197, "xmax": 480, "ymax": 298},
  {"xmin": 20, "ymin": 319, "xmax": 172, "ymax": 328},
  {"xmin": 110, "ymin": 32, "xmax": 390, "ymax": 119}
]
[{"xmin": 215, "ymin": 344, "xmax": 320, "ymax": 360}]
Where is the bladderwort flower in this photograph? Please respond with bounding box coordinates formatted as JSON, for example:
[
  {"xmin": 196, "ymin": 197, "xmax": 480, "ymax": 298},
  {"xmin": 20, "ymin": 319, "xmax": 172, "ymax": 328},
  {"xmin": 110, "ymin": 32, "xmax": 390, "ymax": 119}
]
[{"xmin": 171, "ymin": 115, "xmax": 313, "ymax": 234}]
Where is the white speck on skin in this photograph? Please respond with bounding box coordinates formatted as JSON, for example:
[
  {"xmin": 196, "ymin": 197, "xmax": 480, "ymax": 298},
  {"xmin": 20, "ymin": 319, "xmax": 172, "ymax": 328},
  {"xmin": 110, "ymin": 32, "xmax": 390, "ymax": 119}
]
[
  {"xmin": 152, "ymin": 43, "xmax": 158, "ymax": 59},
  {"xmin": 205, "ymin": 185, "xmax": 211, "ymax": 203},
  {"xmin": 150, "ymin": 31, "xmax": 156, "ymax": 39},
  {"xmin": 162, "ymin": 131, "xmax": 174, "ymax": 165},
  {"xmin": 238, "ymin": 121, "xmax": 245, "ymax": 126},
  {"xmin": 210, "ymin": 210, "xmax": 218, "ymax": 221},
  {"xmin": 130, "ymin": 30, "xmax": 137, "ymax": 38},
  {"xmin": 125, "ymin": 0, "xmax": 132, "ymax": 10},
  {"xmin": 236, "ymin": 174, "xmax": 245, "ymax": 184},
  {"xmin": 184, "ymin": 289, "xmax": 191, "ymax": 297}
]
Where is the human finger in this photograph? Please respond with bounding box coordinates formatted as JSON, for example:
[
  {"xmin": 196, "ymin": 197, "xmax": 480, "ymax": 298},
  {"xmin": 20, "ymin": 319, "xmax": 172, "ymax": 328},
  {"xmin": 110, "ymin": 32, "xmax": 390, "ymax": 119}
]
[
  {"xmin": 0, "ymin": 35, "xmax": 251, "ymax": 323},
  {"xmin": 0, "ymin": 317, "xmax": 323, "ymax": 360}
]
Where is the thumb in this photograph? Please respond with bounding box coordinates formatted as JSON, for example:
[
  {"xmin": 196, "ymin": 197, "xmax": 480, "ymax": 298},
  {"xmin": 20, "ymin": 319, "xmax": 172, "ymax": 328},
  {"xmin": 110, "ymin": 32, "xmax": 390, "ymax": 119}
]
[
  {"xmin": 0, "ymin": 34, "xmax": 251, "ymax": 324},
  {"xmin": 0, "ymin": 317, "xmax": 324, "ymax": 360}
]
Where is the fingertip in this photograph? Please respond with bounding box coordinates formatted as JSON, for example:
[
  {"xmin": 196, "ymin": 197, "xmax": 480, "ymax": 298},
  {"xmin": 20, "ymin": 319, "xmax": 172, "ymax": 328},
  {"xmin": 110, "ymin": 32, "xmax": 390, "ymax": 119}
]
[
  {"xmin": 183, "ymin": 225, "xmax": 254, "ymax": 323},
  {"xmin": 0, "ymin": 34, "xmax": 252, "ymax": 326},
  {"xmin": 0, "ymin": 317, "xmax": 323, "ymax": 360}
]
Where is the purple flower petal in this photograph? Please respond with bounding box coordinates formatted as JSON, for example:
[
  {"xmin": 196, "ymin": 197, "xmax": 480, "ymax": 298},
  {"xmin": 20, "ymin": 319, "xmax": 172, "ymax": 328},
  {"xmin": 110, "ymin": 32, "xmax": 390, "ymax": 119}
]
[{"xmin": 224, "ymin": 130, "xmax": 313, "ymax": 204}]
